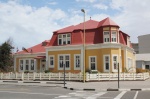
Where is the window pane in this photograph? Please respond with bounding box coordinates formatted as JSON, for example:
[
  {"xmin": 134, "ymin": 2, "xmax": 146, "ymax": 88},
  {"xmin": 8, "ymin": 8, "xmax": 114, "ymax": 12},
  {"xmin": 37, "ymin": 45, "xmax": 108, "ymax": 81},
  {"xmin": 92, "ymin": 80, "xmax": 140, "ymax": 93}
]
[
  {"xmin": 66, "ymin": 61, "xmax": 69, "ymax": 68},
  {"xmin": 59, "ymin": 39, "xmax": 62, "ymax": 45},
  {"xmin": 106, "ymin": 63, "xmax": 109, "ymax": 70},
  {"xmin": 20, "ymin": 60, "xmax": 23, "ymax": 70},
  {"xmin": 91, "ymin": 63, "xmax": 95, "ymax": 70},
  {"xmin": 31, "ymin": 60, "xmax": 34, "ymax": 70},
  {"xmin": 67, "ymin": 34, "xmax": 70, "ymax": 37}
]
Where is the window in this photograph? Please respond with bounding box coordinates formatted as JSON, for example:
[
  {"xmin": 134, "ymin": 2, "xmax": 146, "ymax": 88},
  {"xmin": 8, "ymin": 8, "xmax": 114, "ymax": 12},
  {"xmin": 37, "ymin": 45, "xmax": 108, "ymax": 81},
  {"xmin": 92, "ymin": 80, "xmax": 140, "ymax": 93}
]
[
  {"xmin": 112, "ymin": 55, "xmax": 118, "ymax": 72},
  {"xmin": 74, "ymin": 54, "xmax": 80, "ymax": 70},
  {"xmin": 127, "ymin": 58, "xmax": 132, "ymax": 69},
  {"xmin": 58, "ymin": 33, "xmax": 71, "ymax": 45},
  {"xmin": 31, "ymin": 60, "xmax": 34, "ymax": 70},
  {"xmin": 145, "ymin": 65, "xmax": 150, "ymax": 69},
  {"xmin": 20, "ymin": 60, "xmax": 23, "ymax": 70},
  {"xmin": 104, "ymin": 55, "xmax": 110, "ymax": 72},
  {"xmin": 58, "ymin": 55, "xmax": 70, "ymax": 70},
  {"xmin": 25, "ymin": 60, "xmax": 29, "ymax": 70},
  {"xmin": 49, "ymin": 56, "xmax": 54, "ymax": 68},
  {"xmin": 111, "ymin": 32, "xmax": 117, "ymax": 42},
  {"xmin": 104, "ymin": 31, "xmax": 110, "ymax": 42},
  {"xmin": 89, "ymin": 56, "xmax": 96, "ymax": 70}
]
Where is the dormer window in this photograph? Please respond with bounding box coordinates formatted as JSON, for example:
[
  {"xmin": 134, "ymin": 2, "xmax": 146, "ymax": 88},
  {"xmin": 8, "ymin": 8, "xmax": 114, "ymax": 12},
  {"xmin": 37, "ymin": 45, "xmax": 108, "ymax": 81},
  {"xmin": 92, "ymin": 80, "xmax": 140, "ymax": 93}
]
[
  {"xmin": 58, "ymin": 33, "xmax": 71, "ymax": 45},
  {"xmin": 111, "ymin": 32, "xmax": 117, "ymax": 42},
  {"xmin": 104, "ymin": 31, "xmax": 110, "ymax": 42}
]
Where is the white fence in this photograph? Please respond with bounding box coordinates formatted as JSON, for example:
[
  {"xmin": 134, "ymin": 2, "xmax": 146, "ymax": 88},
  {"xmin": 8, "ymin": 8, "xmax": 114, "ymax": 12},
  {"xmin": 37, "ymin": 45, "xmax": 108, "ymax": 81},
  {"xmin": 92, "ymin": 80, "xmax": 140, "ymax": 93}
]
[{"xmin": 0, "ymin": 72, "xmax": 149, "ymax": 81}]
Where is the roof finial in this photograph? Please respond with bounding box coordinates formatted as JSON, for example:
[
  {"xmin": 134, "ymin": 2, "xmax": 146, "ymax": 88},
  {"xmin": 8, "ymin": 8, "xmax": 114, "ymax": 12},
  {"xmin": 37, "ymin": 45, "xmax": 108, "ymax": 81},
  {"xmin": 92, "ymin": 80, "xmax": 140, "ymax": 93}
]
[{"xmin": 90, "ymin": 17, "xmax": 91, "ymax": 20}]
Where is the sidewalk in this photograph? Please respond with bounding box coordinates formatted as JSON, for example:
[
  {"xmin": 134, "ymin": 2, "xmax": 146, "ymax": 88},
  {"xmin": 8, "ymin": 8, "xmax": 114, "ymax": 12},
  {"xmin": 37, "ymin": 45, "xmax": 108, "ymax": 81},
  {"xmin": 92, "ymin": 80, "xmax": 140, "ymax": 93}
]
[{"xmin": 1, "ymin": 79, "xmax": 150, "ymax": 91}]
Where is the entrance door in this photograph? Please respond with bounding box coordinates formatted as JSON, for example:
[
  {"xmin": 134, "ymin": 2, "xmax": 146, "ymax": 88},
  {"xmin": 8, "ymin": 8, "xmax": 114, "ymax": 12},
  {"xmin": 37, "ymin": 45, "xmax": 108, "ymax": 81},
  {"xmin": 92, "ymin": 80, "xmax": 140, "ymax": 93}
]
[{"xmin": 40, "ymin": 59, "xmax": 46, "ymax": 72}]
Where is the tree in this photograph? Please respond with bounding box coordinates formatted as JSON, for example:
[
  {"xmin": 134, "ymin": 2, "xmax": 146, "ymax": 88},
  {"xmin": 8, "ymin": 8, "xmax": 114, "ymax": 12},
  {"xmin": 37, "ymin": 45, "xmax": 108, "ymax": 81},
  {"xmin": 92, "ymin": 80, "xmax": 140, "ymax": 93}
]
[{"xmin": 0, "ymin": 38, "xmax": 14, "ymax": 72}]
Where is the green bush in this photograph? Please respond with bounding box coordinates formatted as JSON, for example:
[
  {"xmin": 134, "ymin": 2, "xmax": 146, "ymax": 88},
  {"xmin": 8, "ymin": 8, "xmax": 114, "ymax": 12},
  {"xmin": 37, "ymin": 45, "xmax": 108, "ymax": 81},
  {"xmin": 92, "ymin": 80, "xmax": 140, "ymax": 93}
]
[
  {"xmin": 24, "ymin": 71, "xmax": 29, "ymax": 73},
  {"xmin": 44, "ymin": 70, "xmax": 50, "ymax": 73}
]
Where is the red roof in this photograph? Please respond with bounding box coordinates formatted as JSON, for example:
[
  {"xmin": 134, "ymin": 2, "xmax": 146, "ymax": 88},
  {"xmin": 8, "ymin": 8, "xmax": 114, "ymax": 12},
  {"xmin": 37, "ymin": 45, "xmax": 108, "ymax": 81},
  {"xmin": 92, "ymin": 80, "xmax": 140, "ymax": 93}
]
[
  {"xmin": 98, "ymin": 17, "xmax": 119, "ymax": 27},
  {"xmin": 55, "ymin": 17, "xmax": 119, "ymax": 34},
  {"xmin": 16, "ymin": 40, "xmax": 50, "ymax": 54}
]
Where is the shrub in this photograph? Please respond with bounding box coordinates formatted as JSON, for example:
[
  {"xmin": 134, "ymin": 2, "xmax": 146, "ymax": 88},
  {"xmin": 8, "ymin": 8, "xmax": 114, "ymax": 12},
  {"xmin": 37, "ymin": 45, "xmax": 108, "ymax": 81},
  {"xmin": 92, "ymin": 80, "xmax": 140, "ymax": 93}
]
[
  {"xmin": 24, "ymin": 71, "xmax": 29, "ymax": 73},
  {"xmin": 44, "ymin": 70, "xmax": 50, "ymax": 73}
]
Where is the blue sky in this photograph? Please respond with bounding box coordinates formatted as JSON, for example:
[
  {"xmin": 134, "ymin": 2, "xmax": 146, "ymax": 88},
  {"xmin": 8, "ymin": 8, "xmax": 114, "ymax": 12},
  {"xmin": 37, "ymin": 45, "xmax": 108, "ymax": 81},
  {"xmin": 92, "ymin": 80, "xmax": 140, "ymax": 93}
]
[{"xmin": 0, "ymin": 0, "xmax": 150, "ymax": 52}]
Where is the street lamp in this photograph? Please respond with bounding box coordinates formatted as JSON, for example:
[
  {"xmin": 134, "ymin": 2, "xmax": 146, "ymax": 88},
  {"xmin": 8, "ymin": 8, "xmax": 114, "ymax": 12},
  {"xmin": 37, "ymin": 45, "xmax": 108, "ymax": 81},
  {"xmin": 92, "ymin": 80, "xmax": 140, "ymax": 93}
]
[{"xmin": 81, "ymin": 9, "xmax": 85, "ymax": 83}]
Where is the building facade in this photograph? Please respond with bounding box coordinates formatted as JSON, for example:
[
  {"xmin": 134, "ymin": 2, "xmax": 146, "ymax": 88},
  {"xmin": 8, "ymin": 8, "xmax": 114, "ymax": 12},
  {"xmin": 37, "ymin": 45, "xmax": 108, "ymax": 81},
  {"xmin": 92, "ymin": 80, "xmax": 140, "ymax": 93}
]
[{"xmin": 14, "ymin": 17, "xmax": 136, "ymax": 73}]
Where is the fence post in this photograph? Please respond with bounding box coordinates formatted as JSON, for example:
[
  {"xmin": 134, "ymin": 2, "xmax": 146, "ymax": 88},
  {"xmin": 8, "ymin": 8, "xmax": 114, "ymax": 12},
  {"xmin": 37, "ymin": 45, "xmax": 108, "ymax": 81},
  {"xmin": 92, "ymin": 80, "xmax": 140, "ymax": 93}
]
[
  {"xmin": 98, "ymin": 73, "xmax": 100, "ymax": 81},
  {"xmin": 123, "ymin": 73, "xmax": 125, "ymax": 80},
  {"xmin": 33, "ymin": 72, "xmax": 35, "ymax": 80},
  {"xmin": 22, "ymin": 72, "xmax": 24, "ymax": 81},
  {"xmin": 69, "ymin": 72, "xmax": 70, "ymax": 81},
  {"xmin": 27, "ymin": 73, "xmax": 29, "ymax": 80},
  {"xmin": 49, "ymin": 73, "xmax": 51, "ymax": 80},
  {"xmin": 133, "ymin": 73, "xmax": 135, "ymax": 80},
  {"xmin": 8, "ymin": 72, "xmax": 11, "ymax": 79},
  {"xmin": 40, "ymin": 73, "xmax": 41, "ymax": 80},
  {"xmin": 143, "ymin": 73, "xmax": 145, "ymax": 80},
  {"xmin": 86, "ymin": 72, "xmax": 89, "ymax": 81},
  {"xmin": 15, "ymin": 72, "xmax": 18, "ymax": 79},
  {"xmin": 109, "ymin": 72, "xmax": 110, "ymax": 81}
]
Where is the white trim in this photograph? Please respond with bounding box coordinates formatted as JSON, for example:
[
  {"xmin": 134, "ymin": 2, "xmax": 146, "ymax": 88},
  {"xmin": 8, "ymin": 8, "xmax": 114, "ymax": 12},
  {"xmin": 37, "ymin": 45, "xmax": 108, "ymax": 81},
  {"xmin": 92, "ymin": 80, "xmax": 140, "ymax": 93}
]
[
  {"xmin": 111, "ymin": 31, "xmax": 117, "ymax": 43},
  {"xmin": 49, "ymin": 55, "xmax": 54, "ymax": 68},
  {"xmin": 89, "ymin": 56, "xmax": 97, "ymax": 70},
  {"xmin": 74, "ymin": 54, "xmax": 81, "ymax": 70},
  {"xmin": 103, "ymin": 31, "xmax": 110, "ymax": 43},
  {"xmin": 19, "ymin": 59, "xmax": 24, "ymax": 72},
  {"xmin": 58, "ymin": 54, "xmax": 70, "ymax": 70},
  {"xmin": 112, "ymin": 54, "xmax": 118, "ymax": 72},
  {"xmin": 103, "ymin": 55, "xmax": 110, "ymax": 72}
]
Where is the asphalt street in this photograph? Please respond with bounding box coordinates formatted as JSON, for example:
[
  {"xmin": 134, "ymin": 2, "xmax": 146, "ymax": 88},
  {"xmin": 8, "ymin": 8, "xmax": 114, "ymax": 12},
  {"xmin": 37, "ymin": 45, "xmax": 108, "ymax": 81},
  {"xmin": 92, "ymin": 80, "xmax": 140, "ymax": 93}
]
[{"xmin": 0, "ymin": 84, "xmax": 150, "ymax": 99}]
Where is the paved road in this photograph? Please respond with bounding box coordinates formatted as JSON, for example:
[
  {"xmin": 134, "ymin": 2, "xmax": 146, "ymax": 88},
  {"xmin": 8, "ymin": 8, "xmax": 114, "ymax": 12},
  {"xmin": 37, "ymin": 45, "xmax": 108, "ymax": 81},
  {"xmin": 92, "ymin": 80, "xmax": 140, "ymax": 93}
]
[{"xmin": 0, "ymin": 84, "xmax": 150, "ymax": 99}]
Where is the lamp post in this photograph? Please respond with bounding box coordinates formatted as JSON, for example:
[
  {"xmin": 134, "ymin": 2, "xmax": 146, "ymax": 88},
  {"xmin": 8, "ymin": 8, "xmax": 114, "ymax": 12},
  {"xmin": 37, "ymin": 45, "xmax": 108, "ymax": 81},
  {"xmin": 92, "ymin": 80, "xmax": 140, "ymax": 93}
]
[
  {"xmin": 118, "ymin": 63, "xmax": 120, "ymax": 89},
  {"xmin": 81, "ymin": 9, "xmax": 85, "ymax": 83}
]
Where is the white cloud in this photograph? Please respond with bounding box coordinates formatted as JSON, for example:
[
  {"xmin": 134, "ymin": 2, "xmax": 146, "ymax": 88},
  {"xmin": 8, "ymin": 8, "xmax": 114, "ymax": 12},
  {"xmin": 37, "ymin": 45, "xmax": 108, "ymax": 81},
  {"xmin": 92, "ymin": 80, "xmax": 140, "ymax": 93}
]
[
  {"xmin": 109, "ymin": 0, "xmax": 150, "ymax": 43},
  {"xmin": 48, "ymin": 2, "xmax": 57, "ymax": 5},
  {"xmin": 0, "ymin": 1, "xmax": 66, "ymax": 51},
  {"xmin": 93, "ymin": 3, "xmax": 108, "ymax": 10},
  {"xmin": 76, "ymin": 0, "xmax": 96, "ymax": 3}
]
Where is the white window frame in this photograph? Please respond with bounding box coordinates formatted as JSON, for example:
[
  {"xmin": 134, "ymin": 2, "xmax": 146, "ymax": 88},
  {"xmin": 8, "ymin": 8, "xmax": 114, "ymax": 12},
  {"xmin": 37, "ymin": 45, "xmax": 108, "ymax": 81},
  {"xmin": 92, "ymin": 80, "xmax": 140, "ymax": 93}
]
[
  {"xmin": 89, "ymin": 56, "xmax": 97, "ymax": 70},
  {"xmin": 25, "ymin": 59, "xmax": 30, "ymax": 71},
  {"xmin": 19, "ymin": 59, "xmax": 24, "ymax": 72},
  {"xmin": 103, "ymin": 55, "xmax": 110, "ymax": 72},
  {"xmin": 111, "ymin": 31, "xmax": 117, "ymax": 43},
  {"xmin": 30, "ymin": 59, "xmax": 35, "ymax": 71},
  {"xmin": 49, "ymin": 55, "xmax": 54, "ymax": 68},
  {"xmin": 58, "ymin": 33, "xmax": 71, "ymax": 45},
  {"xmin": 103, "ymin": 31, "xmax": 110, "ymax": 43},
  {"xmin": 58, "ymin": 54, "xmax": 70, "ymax": 70},
  {"xmin": 112, "ymin": 54, "xmax": 118, "ymax": 72},
  {"xmin": 74, "ymin": 54, "xmax": 81, "ymax": 70},
  {"xmin": 127, "ymin": 57, "xmax": 132, "ymax": 70}
]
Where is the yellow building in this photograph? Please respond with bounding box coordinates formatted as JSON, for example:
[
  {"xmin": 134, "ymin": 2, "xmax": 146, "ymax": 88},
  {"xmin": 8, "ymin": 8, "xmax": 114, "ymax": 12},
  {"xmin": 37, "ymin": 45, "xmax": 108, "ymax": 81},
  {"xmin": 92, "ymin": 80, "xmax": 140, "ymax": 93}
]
[{"xmin": 14, "ymin": 17, "xmax": 136, "ymax": 73}]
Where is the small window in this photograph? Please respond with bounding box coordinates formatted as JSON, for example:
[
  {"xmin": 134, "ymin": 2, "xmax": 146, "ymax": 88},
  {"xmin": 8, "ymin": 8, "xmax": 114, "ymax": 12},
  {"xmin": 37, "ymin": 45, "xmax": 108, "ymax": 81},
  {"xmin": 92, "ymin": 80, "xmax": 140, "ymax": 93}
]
[
  {"xmin": 20, "ymin": 60, "xmax": 23, "ymax": 70},
  {"xmin": 104, "ymin": 55, "xmax": 110, "ymax": 72},
  {"xmin": 49, "ymin": 56, "xmax": 54, "ymax": 68},
  {"xmin": 31, "ymin": 60, "xmax": 34, "ymax": 70},
  {"xmin": 111, "ymin": 32, "xmax": 117, "ymax": 42},
  {"xmin": 25, "ymin": 60, "xmax": 29, "ymax": 70},
  {"xmin": 89, "ymin": 56, "xmax": 96, "ymax": 70},
  {"xmin": 104, "ymin": 31, "xmax": 110, "ymax": 42},
  {"xmin": 145, "ymin": 65, "xmax": 149, "ymax": 69},
  {"xmin": 58, "ymin": 55, "xmax": 70, "ymax": 70},
  {"xmin": 58, "ymin": 34, "xmax": 71, "ymax": 45},
  {"xmin": 74, "ymin": 54, "xmax": 80, "ymax": 70}
]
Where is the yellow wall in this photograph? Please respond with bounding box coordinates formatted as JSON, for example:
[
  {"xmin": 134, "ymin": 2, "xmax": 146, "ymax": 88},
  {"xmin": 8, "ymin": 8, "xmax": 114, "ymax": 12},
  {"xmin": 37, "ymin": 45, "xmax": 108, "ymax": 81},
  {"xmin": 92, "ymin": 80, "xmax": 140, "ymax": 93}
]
[{"xmin": 48, "ymin": 50, "xmax": 81, "ymax": 73}]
